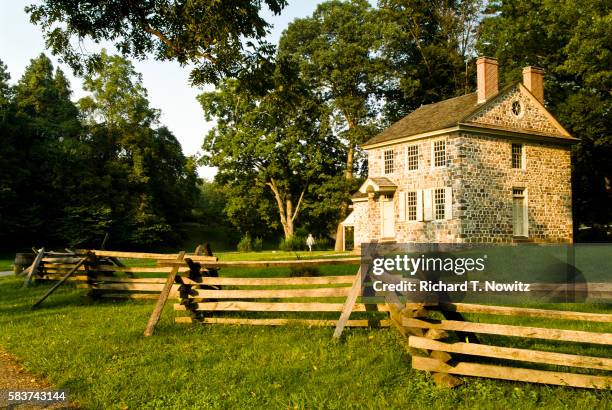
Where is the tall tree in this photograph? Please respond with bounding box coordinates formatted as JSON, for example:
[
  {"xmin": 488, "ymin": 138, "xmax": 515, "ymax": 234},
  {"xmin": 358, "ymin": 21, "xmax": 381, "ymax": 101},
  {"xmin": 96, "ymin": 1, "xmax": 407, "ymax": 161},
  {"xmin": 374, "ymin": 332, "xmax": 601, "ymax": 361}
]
[
  {"xmin": 200, "ymin": 63, "xmax": 342, "ymax": 239},
  {"xmin": 79, "ymin": 51, "xmax": 198, "ymax": 245},
  {"xmin": 477, "ymin": 0, "xmax": 612, "ymax": 236},
  {"xmin": 26, "ymin": 0, "xmax": 287, "ymax": 85},
  {"xmin": 378, "ymin": 0, "xmax": 483, "ymax": 121},
  {"xmin": 0, "ymin": 59, "xmax": 19, "ymax": 245},
  {"xmin": 278, "ymin": 0, "xmax": 382, "ymax": 248},
  {"xmin": 9, "ymin": 54, "xmax": 84, "ymax": 244}
]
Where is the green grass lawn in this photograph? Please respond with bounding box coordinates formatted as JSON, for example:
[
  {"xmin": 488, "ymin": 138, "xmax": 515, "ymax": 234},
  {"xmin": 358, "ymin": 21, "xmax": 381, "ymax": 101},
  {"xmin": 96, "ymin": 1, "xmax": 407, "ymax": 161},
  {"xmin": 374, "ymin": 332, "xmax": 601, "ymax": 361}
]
[
  {"xmin": 0, "ymin": 254, "xmax": 13, "ymax": 271},
  {"xmin": 0, "ymin": 251, "xmax": 610, "ymax": 409}
]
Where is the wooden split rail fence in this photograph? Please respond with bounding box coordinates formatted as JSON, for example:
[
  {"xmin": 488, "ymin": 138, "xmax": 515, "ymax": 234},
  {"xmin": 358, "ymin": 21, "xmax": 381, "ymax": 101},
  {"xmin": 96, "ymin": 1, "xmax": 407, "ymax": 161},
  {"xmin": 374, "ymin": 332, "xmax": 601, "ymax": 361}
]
[
  {"xmin": 26, "ymin": 249, "xmax": 385, "ymax": 338},
  {"xmin": 32, "ymin": 249, "xmax": 216, "ymax": 299},
  {"xmin": 396, "ymin": 302, "xmax": 612, "ymax": 389},
  {"xmin": 170, "ymin": 263, "xmax": 390, "ymax": 330},
  {"xmin": 23, "ymin": 248, "xmax": 611, "ymax": 389}
]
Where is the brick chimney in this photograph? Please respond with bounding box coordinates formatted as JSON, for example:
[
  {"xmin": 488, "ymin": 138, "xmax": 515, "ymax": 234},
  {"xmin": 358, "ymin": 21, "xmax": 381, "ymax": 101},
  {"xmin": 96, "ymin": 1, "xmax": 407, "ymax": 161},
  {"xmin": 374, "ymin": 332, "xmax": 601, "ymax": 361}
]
[
  {"xmin": 522, "ymin": 66, "xmax": 545, "ymax": 104},
  {"xmin": 476, "ymin": 57, "xmax": 498, "ymax": 103}
]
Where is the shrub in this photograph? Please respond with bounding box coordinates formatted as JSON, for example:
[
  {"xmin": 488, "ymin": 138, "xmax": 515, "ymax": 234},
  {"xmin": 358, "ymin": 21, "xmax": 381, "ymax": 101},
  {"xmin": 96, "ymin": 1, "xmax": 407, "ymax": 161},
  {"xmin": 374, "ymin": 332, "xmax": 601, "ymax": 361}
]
[
  {"xmin": 237, "ymin": 233, "xmax": 253, "ymax": 252},
  {"xmin": 314, "ymin": 236, "xmax": 333, "ymax": 251},
  {"xmin": 279, "ymin": 235, "xmax": 306, "ymax": 251},
  {"xmin": 253, "ymin": 237, "xmax": 263, "ymax": 252}
]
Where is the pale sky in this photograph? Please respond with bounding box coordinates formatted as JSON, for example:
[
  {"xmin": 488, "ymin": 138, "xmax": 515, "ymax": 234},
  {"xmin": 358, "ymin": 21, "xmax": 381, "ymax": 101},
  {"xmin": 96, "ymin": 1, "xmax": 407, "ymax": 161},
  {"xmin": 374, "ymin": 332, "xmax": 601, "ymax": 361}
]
[{"xmin": 0, "ymin": 1, "xmax": 324, "ymax": 179}]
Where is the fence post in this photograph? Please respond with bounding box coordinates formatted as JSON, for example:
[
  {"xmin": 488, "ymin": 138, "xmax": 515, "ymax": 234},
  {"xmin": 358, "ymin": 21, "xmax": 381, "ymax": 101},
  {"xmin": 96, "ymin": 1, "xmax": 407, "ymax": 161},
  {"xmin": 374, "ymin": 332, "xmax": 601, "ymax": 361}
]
[{"xmin": 144, "ymin": 251, "xmax": 186, "ymax": 337}]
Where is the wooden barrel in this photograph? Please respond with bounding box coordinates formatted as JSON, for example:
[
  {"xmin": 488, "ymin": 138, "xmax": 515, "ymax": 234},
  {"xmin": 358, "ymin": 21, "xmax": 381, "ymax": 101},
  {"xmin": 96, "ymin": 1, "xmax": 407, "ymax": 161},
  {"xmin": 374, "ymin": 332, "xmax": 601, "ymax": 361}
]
[{"xmin": 14, "ymin": 253, "xmax": 35, "ymax": 274}]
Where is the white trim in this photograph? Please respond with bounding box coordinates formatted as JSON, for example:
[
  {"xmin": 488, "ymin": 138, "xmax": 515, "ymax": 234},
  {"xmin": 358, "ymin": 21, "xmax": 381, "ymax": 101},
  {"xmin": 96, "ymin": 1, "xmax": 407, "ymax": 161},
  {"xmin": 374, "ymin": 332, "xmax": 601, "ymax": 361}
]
[
  {"xmin": 361, "ymin": 127, "xmax": 459, "ymax": 150},
  {"xmin": 405, "ymin": 143, "xmax": 419, "ymax": 172},
  {"xmin": 431, "ymin": 138, "xmax": 448, "ymax": 169},
  {"xmin": 512, "ymin": 187, "xmax": 529, "ymax": 237},
  {"xmin": 380, "ymin": 195, "xmax": 395, "ymax": 239},
  {"xmin": 423, "ymin": 188, "xmax": 433, "ymax": 221},
  {"xmin": 383, "ymin": 148, "xmax": 395, "ymax": 175},
  {"xmin": 416, "ymin": 190, "xmax": 424, "ymax": 221},
  {"xmin": 361, "ymin": 121, "xmax": 577, "ymax": 151},
  {"xmin": 433, "ymin": 188, "xmax": 446, "ymax": 221},
  {"xmin": 444, "ymin": 187, "xmax": 453, "ymax": 220}
]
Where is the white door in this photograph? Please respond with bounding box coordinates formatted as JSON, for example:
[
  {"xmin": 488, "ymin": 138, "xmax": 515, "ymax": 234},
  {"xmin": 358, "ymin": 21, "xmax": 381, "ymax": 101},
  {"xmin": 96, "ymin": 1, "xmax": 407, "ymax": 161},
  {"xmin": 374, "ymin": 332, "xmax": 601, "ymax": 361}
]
[
  {"xmin": 381, "ymin": 197, "xmax": 395, "ymax": 239},
  {"xmin": 512, "ymin": 189, "xmax": 526, "ymax": 236}
]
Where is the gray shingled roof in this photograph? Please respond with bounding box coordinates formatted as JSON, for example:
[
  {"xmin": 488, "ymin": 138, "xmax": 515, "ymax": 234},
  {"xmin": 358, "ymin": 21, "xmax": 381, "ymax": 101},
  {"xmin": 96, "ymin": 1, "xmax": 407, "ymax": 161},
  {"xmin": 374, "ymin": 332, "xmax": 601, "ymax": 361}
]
[
  {"xmin": 364, "ymin": 92, "xmax": 479, "ymax": 147},
  {"xmin": 363, "ymin": 82, "xmax": 577, "ymax": 147}
]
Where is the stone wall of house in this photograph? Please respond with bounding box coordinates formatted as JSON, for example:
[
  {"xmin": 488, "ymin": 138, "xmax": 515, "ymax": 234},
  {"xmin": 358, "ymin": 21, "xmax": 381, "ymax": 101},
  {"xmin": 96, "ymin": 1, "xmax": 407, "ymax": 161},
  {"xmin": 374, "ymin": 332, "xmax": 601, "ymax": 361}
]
[
  {"xmin": 466, "ymin": 87, "xmax": 561, "ymax": 136},
  {"xmin": 360, "ymin": 134, "xmax": 462, "ymax": 244},
  {"xmin": 353, "ymin": 130, "xmax": 572, "ymax": 245},
  {"xmin": 455, "ymin": 132, "xmax": 572, "ymax": 243},
  {"xmin": 351, "ymin": 200, "xmax": 371, "ymax": 246}
]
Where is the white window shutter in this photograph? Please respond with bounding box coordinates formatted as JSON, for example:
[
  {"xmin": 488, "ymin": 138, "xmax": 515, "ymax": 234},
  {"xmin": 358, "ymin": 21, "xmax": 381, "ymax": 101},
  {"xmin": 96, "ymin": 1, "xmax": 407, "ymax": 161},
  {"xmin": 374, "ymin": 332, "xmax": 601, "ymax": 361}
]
[
  {"xmin": 399, "ymin": 191, "xmax": 406, "ymax": 221},
  {"xmin": 416, "ymin": 190, "xmax": 423, "ymax": 221},
  {"xmin": 423, "ymin": 188, "xmax": 433, "ymax": 221},
  {"xmin": 445, "ymin": 187, "xmax": 453, "ymax": 220},
  {"xmin": 430, "ymin": 141, "xmax": 435, "ymax": 168}
]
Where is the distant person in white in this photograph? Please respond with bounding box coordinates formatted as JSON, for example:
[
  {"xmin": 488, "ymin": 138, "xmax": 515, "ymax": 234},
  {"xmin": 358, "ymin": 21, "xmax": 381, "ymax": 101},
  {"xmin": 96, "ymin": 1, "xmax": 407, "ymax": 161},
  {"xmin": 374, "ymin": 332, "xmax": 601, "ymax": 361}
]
[{"xmin": 306, "ymin": 234, "xmax": 315, "ymax": 252}]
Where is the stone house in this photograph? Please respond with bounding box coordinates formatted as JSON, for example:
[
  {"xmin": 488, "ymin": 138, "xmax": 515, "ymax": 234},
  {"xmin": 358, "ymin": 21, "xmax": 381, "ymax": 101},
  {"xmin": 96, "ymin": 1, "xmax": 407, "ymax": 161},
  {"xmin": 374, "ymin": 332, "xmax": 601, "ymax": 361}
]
[{"xmin": 343, "ymin": 57, "xmax": 576, "ymax": 249}]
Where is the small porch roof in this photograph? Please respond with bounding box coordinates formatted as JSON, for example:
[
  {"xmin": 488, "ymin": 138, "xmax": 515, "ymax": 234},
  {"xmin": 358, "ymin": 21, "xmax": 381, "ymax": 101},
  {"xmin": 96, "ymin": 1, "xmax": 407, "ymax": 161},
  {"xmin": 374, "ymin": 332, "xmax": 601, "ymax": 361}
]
[
  {"xmin": 341, "ymin": 211, "xmax": 355, "ymax": 226},
  {"xmin": 358, "ymin": 177, "xmax": 397, "ymax": 194}
]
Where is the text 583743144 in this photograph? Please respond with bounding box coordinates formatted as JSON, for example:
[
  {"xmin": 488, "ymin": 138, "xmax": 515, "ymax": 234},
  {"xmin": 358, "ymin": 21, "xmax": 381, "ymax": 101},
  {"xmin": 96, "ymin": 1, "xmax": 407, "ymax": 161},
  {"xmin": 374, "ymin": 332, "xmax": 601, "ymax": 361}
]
[{"xmin": 3, "ymin": 390, "xmax": 68, "ymax": 404}]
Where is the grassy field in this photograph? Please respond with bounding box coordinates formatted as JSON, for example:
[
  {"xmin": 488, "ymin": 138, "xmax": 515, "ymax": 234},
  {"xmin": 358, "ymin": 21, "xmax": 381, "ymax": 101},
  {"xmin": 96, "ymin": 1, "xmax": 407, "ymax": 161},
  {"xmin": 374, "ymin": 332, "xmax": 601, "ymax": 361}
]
[
  {"xmin": 0, "ymin": 253, "xmax": 13, "ymax": 271},
  {"xmin": 0, "ymin": 251, "xmax": 610, "ymax": 409}
]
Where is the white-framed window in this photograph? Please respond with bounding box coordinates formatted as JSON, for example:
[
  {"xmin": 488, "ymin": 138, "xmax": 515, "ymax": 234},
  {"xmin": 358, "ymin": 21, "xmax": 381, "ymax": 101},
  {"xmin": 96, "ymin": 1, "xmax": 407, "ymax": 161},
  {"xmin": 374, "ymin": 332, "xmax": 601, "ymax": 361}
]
[
  {"xmin": 512, "ymin": 187, "xmax": 528, "ymax": 236},
  {"xmin": 512, "ymin": 143, "xmax": 525, "ymax": 169},
  {"xmin": 434, "ymin": 188, "xmax": 446, "ymax": 220},
  {"xmin": 400, "ymin": 190, "xmax": 422, "ymax": 222},
  {"xmin": 423, "ymin": 187, "xmax": 452, "ymax": 221},
  {"xmin": 432, "ymin": 140, "xmax": 447, "ymax": 168},
  {"xmin": 406, "ymin": 191, "xmax": 417, "ymax": 221},
  {"xmin": 384, "ymin": 149, "xmax": 394, "ymax": 174},
  {"xmin": 406, "ymin": 145, "xmax": 419, "ymax": 171}
]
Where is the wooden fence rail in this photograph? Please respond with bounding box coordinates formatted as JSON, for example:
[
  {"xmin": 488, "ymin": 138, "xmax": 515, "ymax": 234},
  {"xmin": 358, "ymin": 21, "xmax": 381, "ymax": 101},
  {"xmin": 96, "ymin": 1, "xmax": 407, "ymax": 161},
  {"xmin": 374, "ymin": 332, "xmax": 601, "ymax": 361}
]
[{"xmin": 403, "ymin": 302, "xmax": 612, "ymax": 389}]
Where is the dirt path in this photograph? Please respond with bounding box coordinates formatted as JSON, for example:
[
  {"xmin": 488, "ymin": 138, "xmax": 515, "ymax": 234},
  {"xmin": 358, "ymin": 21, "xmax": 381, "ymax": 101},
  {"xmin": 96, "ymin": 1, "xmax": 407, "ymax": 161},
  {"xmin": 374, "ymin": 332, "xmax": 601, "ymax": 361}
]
[{"xmin": 0, "ymin": 350, "xmax": 77, "ymax": 409}]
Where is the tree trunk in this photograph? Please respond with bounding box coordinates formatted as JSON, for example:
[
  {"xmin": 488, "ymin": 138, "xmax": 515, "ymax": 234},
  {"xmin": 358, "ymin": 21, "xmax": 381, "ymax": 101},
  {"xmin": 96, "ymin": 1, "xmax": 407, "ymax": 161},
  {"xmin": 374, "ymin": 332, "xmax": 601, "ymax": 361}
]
[{"xmin": 266, "ymin": 178, "xmax": 305, "ymax": 240}]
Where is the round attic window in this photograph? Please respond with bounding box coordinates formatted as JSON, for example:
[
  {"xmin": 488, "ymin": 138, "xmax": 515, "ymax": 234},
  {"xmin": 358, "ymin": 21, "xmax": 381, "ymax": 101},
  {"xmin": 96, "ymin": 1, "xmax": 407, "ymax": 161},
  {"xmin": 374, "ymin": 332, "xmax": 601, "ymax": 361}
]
[{"xmin": 511, "ymin": 100, "xmax": 524, "ymax": 118}]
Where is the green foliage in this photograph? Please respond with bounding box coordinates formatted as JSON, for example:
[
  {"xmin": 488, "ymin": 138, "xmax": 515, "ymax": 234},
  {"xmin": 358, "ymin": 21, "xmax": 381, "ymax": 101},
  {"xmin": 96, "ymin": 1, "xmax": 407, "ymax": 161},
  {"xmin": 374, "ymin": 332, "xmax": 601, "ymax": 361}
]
[
  {"xmin": 477, "ymin": 0, "xmax": 612, "ymax": 233},
  {"xmin": 278, "ymin": 0, "xmax": 383, "ymax": 162},
  {"xmin": 377, "ymin": 0, "xmax": 483, "ymax": 121},
  {"xmin": 237, "ymin": 233, "xmax": 253, "ymax": 253},
  {"xmin": 279, "ymin": 235, "xmax": 307, "ymax": 251},
  {"xmin": 0, "ymin": 53, "xmax": 199, "ymax": 248},
  {"xmin": 253, "ymin": 237, "xmax": 264, "ymax": 252},
  {"xmin": 199, "ymin": 63, "xmax": 344, "ymax": 239},
  {"xmin": 26, "ymin": 0, "xmax": 287, "ymax": 85}
]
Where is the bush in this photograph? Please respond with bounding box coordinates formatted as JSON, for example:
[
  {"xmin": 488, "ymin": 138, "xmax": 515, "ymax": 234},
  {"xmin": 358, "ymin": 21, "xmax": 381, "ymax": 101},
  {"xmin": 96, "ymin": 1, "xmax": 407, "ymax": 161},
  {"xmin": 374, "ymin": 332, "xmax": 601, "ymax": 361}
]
[
  {"xmin": 253, "ymin": 237, "xmax": 263, "ymax": 252},
  {"xmin": 237, "ymin": 233, "xmax": 253, "ymax": 252},
  {"xmin": 314, "ymin": 236, "xmax": 333, "ymax": 251},
  {"xmin": 279, "ymin": 235, "xmax": 306, "ymax": 251}
]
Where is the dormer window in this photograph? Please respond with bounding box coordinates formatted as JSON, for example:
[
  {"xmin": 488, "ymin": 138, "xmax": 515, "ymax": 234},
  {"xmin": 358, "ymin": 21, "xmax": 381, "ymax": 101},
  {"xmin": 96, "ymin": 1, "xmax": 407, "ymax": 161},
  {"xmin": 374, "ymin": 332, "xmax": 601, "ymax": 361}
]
[{"xmin": 384, "ymin": 149, "xmax": 394, "ymax": 174}]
